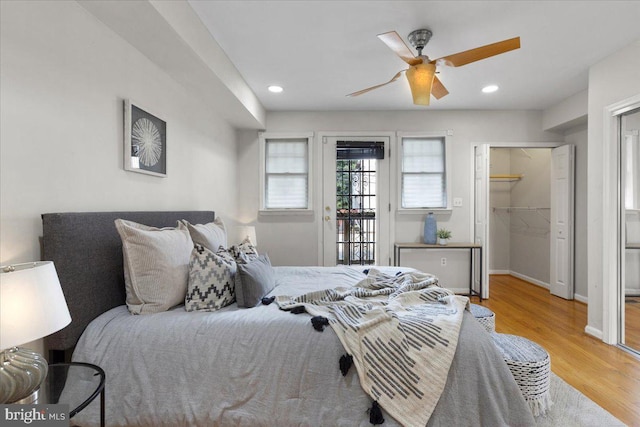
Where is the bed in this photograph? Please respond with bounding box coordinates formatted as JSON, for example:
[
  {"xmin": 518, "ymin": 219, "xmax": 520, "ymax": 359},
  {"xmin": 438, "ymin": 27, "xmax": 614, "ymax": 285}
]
[{"xmin": 42, "ymin": 211, "xmax": 536, "ymax": 427}]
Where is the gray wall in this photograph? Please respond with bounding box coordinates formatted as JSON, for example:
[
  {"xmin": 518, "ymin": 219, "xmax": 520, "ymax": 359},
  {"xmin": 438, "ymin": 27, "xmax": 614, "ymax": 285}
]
[
  {"xmin": 564, "ymin": 125, "xmax": 588, "ymax": 300},
  {"xmin": 237, "ymin": 110, "xmax": 562, "ymax": 292},
  {"xmin": 489, "ymin": 149, "xmax": 512, "ymax": 272},
  {"xmin": 509, "ymin": 148, "xmax": 551, "ymax": 285},
  {"xmin": 587, "ymin": 39, "xmax": 640, "ymax": 338},
  {"xmin": 0, "ymin": 1, "xmax": 239, "ymax": 352}
]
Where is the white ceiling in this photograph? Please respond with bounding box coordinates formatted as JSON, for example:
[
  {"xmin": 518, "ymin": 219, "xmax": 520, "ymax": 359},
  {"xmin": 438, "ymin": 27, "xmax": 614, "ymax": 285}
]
[{"xmin": 188, "ymin": 1, "xmax": 640, "ymax": 112}]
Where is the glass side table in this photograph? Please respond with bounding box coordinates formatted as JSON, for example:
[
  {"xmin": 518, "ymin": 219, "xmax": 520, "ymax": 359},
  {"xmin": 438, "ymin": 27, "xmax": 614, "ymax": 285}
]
[{"xmin": 40, "ymin": 362, "xmax": 105, "ymax": 427}]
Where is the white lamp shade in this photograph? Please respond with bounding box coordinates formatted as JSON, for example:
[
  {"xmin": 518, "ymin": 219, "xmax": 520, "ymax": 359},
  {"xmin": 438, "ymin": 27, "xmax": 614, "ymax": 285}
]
[{"xmin": 0, "ymin": 261, "xmax": 71, "ymax": 350}]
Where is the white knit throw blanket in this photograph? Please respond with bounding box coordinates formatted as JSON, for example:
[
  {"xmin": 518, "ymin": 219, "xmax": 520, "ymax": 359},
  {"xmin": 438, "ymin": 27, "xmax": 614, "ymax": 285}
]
[{"xmin": 276, "ymin": 269, "xmax": 469, "ymax": 427}]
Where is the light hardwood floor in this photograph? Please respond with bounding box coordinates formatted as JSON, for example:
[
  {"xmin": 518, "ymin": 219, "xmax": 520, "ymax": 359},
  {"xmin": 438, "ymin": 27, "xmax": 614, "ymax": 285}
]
[
  {"xmin": 477, "ymin": 275, "xmax": 640, "ymax": 426},
  {"xmin": 626, "ymin": 296, "xmax": 640, "ymax": 350}
]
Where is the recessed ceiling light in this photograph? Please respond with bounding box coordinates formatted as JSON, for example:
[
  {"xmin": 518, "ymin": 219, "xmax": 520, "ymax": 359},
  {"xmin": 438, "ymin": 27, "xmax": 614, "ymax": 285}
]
[
  {"xmin": 268, "ymin": 85, "xmax": 283, "ymax": 93},
  {"xmin": 482, "ymin": 85, "xmax": 499, "ymax": 93}
]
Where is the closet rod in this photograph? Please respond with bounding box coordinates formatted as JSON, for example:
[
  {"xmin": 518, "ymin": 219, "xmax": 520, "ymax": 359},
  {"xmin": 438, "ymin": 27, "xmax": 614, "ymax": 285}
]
[
  {"xmin": 490, "ymin": 174, "xmax": 523, "ymax": 180},
  {"xmin": 492, "ymin": 207, "xmax": 550, "ymax": 211}
]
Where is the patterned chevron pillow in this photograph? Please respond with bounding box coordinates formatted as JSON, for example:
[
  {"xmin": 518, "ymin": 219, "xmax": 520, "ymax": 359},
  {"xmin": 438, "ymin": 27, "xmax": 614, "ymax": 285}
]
[
  {"xmin": 227, "ymin": 237, "xmax": 259, "ymax": 262},
  {"xmin": 185, "ymin": 244, "xmax": 236, "ymax": 312}
]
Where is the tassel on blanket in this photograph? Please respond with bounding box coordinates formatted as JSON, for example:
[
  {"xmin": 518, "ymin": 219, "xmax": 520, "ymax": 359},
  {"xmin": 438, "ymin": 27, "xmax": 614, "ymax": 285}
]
[
  {"xmin": 261, "ymin": 296, "xmax": 276, "ymax": 305},
  {"xmin": 311, "ymin": 316, "xmax": 329, "ymax": 331},
  {"xmin": 528, "ymin": 392, "xmax": 553, "ymax": 417},
  {"xmin": 368, "ymin": 401, "xmax": 384, "ymax": 425},
  {"xmin": 290, "ymin": 306, "xmax": 306, "ymax": 314},
  {"xmin": 339, "ymin": 354, "xmax": 353, "ymax": 376}
]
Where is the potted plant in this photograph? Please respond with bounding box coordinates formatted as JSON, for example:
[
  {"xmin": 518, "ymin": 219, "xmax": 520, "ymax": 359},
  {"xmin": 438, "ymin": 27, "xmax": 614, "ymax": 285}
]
[{"xmin": 437, "ymin": 228, "xmax": 452, "ymax": 245}]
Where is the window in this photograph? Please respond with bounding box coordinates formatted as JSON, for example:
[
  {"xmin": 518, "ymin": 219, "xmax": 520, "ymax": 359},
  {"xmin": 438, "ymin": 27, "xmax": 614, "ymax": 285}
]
[
  {"xmin": 260, "ymin": 133, "xmax": 313, "ymax": 211},
  {"xmin": 400, "ymin": 135, "xmax": 449, "ymax": 209}
]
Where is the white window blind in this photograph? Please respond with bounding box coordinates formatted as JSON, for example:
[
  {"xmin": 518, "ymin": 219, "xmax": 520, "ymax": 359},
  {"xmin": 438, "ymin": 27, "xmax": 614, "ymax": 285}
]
[
  {"xmin": 401, "ymin": 137, "xmax": 446, "ymax": 208},
  {"xmin": 265, "ymin": 138, "xmax": 309, "ymax": 209}
]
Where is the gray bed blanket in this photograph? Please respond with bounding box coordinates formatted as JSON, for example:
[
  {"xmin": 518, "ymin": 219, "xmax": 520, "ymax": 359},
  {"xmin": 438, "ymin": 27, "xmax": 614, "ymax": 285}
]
[{"xmin": 70, "ymin": 266, "xmax": 535, "ymax": 427}]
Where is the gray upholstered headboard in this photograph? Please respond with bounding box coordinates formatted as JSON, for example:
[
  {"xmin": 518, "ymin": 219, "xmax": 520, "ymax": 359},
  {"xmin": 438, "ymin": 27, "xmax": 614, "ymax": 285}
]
[{"xmin": 42, "ymin": 211, "xmax": 215, "ymax": 353}]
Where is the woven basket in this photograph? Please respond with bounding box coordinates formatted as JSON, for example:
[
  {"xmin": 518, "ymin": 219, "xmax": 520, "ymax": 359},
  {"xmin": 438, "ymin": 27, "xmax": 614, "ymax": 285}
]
[
  {"xmin": 492, "ymin": 333, "xmax": 552, "ymax": 417},
  {"xmin": 469, "ymin": 303, "xmax": 496, "ymax": 333}
]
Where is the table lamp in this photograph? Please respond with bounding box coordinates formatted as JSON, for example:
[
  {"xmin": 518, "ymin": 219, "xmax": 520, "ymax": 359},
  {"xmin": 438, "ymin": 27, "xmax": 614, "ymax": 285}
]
[
  {"xmin": 236, "ymin": 225, "xmax": 257, "ymax": 247},
  {"xmin": 0, "ymin": 261, "xmax": 71, "ymax": 403}
]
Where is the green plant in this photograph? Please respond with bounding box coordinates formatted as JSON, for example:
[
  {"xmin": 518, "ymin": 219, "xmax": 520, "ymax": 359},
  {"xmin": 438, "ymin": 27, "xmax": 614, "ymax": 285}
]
[{"xmin": 437, "ymin": 228, "xmax": 452, "ymax": 240}]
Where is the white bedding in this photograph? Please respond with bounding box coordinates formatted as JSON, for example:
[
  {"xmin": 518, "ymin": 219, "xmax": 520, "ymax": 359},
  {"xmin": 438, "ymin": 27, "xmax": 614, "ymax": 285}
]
[{"xmin": 70, "ymin": 266, "xmax": 536, "ymax": 427}]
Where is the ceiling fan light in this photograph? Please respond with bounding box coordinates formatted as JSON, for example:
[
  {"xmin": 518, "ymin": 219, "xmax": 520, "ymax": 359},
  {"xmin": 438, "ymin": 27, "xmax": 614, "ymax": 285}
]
[{"xmin": 406, "ymin": 63, "xmax": 436, "ymax": 106}]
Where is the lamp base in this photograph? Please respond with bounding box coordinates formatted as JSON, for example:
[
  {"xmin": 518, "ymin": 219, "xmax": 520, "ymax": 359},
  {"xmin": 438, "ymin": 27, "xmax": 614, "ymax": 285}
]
[
  {"xmin": 12, "ymin": 388, "xmax": 39, "ymax": 404},
  {"xmin": 0, "ymin": 347, "xmax": 48, "ymax": 404}
]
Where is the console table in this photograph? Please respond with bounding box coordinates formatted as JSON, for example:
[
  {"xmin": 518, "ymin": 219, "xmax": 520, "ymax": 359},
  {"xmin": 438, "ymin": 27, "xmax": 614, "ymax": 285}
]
[{"xmin": 394, "ymin": 242, "xmax": 483, "ymax": 301}]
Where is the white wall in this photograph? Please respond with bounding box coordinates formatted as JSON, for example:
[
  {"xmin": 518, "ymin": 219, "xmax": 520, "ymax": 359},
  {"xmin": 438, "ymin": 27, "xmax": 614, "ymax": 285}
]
[
  {"xmin": 587, "ymin": 39, "xmax": 640, "ymax": 340},
  {"xmin": 237, "ymin": 110, "xmax": 562, "ymax": 290},
  {"xmin": 0, "ymin": 1, "xmax": 238, "ymax": 352}
]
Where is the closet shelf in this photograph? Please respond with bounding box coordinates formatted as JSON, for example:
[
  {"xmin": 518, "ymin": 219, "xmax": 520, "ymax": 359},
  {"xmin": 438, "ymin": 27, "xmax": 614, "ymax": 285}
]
[{"xmin": 490, "ymin": 174, "xmax": 523, "ymax": 182}]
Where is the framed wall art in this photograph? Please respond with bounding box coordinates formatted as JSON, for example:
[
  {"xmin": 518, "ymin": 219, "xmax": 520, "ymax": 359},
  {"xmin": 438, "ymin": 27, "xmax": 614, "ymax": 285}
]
[{"xmin": 124, "ymin": 99, "xmax": 167, "ymax": 177}]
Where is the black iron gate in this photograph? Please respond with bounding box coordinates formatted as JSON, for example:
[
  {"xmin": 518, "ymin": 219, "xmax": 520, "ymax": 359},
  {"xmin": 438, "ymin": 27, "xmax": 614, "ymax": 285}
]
[{"xmin": 335, "ymin": 141, "xmax": 384, "ymax": 265}]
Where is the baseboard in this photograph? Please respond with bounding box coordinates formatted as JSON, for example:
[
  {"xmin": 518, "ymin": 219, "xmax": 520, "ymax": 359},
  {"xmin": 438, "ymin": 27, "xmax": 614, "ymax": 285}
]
[
  {"xmin": 585, "ymin": 325, "xmax": 603, "ymax": 340},
  {"xmin": 510, "ymin": 271, "xmax": 550, "ymax": 289},
  {"xmin": 574, "ymin": 293, "xmax": 588, "ymax": 304},
  {"xmin": 489, "ymin": 269, "xmax": 510, "ymax": 275},
  {"xmin": 507, "ymin": 271, "xmax": 587, "ymax": 302},
  {"xmin": 625, "ymin": 288, "xmax": 640, "ymax": 296}
]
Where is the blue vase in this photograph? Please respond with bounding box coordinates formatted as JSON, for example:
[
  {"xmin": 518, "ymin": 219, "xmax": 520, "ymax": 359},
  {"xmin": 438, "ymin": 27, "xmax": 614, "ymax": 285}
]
[{"xmin": 423, "ymin": 212, "xmax": 437, "ymax": 244}]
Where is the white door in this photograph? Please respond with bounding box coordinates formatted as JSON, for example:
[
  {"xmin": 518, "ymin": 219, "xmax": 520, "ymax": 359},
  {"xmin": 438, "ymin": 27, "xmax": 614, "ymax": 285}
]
[
  {"xmin": 474, "ymin": 144, "xmax": 490, "ymax": 298},
  {"xmin": 321, "ymin": 136, "xmax": 390, "ymax": 266},
  {"xmin": 550, "ymin": 144, "xmax": 575, "ymax": 299}
]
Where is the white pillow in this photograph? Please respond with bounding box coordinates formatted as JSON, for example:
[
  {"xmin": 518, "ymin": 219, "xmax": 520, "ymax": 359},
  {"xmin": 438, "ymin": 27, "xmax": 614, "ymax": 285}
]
[
  {"xmin": 181, "ymin": 218, "xmax": 227, "ymax": 251},
  {"xmin": 186, "ymin": 245, "xmax": 236, "ymax": 312},
  {"xmin": 115, "ymin": 219, "xmax": 194, "ymax": 314}
]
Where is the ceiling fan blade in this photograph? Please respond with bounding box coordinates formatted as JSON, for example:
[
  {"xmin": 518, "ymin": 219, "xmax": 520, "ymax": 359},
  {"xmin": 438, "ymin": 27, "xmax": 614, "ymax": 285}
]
[
  {"xmin": 347, "ymin": 70, "xmax": 405, "ymax": 97},
  {"xmin": 433, "ymin": 37, "xmax": 520, "ymax": 67},
  {"xmin": 377, "ymin": 31, "xmax": 423, "ymax": 66},
  {"xmin": 431, "ymin": 76, "xmax": 449, "ymax": 99}
]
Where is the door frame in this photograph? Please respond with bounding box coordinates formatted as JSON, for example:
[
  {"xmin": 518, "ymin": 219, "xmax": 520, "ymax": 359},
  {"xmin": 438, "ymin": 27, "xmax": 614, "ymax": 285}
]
[
  {"xmin": 602, "ymin": 94, "xmax": 640, "ymax": 345},
  {"xmin": 316, "ymin": 131, "xmax": 396, "ymax": 266},
  {"xmin": 470, "ymin": 141, "xmax": 565, "ymax": 299}
]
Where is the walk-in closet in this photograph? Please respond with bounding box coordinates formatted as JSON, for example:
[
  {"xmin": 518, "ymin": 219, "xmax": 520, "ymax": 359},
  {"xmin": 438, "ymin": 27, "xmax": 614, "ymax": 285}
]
[{"xmin": 489, "ymin": 148, "xmax": 553, "ymax": 290}]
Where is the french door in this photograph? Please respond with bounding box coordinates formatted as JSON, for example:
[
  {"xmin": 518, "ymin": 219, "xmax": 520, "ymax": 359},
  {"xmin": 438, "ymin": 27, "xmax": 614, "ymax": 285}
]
[{"xmin": 321, "ymin": 135, "xmax": 391, "ymax": 266}]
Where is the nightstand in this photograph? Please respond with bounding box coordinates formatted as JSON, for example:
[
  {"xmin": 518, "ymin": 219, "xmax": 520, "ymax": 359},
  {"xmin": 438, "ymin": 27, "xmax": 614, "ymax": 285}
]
[{"xmin": 40, "ymin": 362, "xmax": 105, "ymax": 427}]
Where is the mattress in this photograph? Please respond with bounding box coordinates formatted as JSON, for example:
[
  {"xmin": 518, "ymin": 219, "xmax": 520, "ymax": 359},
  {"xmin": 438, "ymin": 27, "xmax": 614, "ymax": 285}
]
[{"xmin": 70, "ymin": 266, "xmax": 535, "ymax": 426}]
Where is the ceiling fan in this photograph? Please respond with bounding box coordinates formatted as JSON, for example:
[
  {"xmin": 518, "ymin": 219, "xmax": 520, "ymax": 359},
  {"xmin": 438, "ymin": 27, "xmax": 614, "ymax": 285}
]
[{"xmin": 347, "ymin": 29, "xmax": 521, "ymax": 106}]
